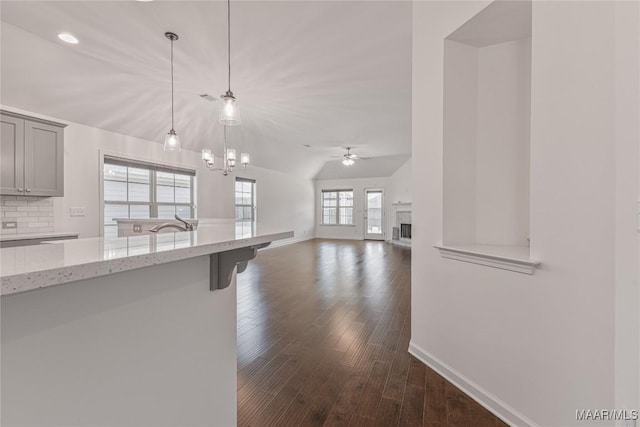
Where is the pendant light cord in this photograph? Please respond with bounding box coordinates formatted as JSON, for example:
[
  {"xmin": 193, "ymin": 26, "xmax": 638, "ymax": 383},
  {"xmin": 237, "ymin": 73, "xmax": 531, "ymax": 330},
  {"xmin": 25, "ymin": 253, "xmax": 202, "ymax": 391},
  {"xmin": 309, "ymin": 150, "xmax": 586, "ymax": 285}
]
[
  {"xmin": 227, "ymin": 0, "xmax": 231, "ymax": 93},
  {"xmin": 170, "ymin": 37, "xmax": 175, "ymax": 130}
]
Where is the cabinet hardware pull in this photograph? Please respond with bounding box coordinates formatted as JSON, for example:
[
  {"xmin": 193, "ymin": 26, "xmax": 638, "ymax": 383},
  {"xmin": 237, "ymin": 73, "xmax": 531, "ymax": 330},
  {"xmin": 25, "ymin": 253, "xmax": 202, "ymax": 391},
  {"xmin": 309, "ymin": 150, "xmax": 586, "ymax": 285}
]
[
  {"xmin": 17, "ymin": 188, "xmax": 23, "ymax": 192},
  {"xmin": 25, "ymin": 189, "xmax": 31, "ymax": 192}
]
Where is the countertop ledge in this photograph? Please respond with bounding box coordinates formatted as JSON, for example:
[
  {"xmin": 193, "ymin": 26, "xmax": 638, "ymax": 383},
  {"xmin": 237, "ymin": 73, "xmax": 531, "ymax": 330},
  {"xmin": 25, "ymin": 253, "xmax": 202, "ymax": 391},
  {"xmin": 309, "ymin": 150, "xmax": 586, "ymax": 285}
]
[
  {"xmin": 0, "ymin": 231, "xmax": 79, "ymax": 242},
  {"xmin": 1, "ymin": 221, "xmax": 293, "ymax": 296}
]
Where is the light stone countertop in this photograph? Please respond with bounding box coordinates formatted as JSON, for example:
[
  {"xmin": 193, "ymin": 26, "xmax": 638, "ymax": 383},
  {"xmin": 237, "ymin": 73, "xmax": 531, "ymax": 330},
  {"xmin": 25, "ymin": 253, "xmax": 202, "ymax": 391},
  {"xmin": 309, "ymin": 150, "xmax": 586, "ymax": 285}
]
[{"xmin": 1, "ymin": 220, "xmax": 293, "ymax": 296}]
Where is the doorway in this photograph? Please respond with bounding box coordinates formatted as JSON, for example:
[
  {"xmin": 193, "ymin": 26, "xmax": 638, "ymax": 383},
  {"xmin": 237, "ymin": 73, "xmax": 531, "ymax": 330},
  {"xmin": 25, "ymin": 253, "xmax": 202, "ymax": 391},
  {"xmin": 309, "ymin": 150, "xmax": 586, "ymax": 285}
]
[{"xmin": 364, "ymin": 189, "xmax": 384, "ymax": 240}]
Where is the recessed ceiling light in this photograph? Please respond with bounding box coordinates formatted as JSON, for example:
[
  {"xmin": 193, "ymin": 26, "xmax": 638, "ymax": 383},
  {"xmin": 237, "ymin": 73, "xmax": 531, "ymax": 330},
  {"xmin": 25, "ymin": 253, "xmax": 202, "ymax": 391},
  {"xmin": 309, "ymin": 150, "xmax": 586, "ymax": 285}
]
[{"xmin": 57, "ymin": 33, "xmax": 78, "ymax": 44}]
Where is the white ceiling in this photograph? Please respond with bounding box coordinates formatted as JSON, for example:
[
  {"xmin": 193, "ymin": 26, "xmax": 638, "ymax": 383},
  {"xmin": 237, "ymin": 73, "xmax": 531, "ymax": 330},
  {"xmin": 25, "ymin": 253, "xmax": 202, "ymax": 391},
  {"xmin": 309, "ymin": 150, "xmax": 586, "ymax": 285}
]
[{"xmin": 0, "ymin": 1, "xmax": 412, "ymax": 179}]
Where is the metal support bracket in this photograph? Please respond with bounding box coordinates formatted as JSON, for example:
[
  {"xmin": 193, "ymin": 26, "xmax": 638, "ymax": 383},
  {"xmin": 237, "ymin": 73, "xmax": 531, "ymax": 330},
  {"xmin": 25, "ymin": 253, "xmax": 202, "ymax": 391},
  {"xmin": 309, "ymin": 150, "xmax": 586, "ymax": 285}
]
[{"xmin": 209, "ymin": 242, "xmax": 271, "ymax": 290}]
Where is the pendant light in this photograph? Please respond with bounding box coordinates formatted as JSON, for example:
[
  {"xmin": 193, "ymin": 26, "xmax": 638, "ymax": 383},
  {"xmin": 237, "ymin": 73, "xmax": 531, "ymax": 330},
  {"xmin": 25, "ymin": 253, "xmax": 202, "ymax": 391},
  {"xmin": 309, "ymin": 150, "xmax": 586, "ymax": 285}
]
[
  {"xmin": 219, "ymin": 0, "xmax": 241, "ymax": 125},
  {"xmin": 164, "ymin": 32, "xmax": 181, "ymax": 151}
]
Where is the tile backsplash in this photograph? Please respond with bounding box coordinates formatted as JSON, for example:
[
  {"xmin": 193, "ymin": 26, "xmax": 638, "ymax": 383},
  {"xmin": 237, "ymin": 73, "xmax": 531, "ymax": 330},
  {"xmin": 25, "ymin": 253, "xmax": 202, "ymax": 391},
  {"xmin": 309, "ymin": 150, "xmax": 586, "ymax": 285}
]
[{"xmin": 0, "ymin": 196, "xmax": 54, "ymax": 235}]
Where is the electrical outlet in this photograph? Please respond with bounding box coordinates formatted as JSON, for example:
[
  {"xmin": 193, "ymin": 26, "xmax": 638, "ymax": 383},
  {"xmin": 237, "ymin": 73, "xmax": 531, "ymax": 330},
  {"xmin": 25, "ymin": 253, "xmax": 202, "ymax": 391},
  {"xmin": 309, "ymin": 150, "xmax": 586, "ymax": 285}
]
[
  {"xmin": 69, "ymin": 207, "xmax": 85, "ymax": 217},
  {"xmin": 2, "ymin": 221, "xmax": 17, "ymax": 229},
  {"xmin": 133, "ymin": 224, "xmax": 142, "ymax": 233}
]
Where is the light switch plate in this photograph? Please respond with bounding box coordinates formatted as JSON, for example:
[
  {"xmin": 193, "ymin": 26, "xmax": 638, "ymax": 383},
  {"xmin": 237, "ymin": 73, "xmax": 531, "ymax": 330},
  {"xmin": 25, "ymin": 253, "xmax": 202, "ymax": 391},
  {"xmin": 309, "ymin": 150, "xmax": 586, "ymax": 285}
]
[{"xmin": 70, "ymin": 207, "xmax": 85, "ymax": 217}]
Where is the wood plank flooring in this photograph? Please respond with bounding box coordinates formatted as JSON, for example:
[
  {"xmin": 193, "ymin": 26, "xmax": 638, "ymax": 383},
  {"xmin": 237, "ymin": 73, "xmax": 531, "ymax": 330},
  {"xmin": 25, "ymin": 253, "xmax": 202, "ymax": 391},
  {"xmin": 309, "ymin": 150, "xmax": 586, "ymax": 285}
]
[{"xmin": 237, "ymin": 239, "xmax": 507, "ymax": 427}]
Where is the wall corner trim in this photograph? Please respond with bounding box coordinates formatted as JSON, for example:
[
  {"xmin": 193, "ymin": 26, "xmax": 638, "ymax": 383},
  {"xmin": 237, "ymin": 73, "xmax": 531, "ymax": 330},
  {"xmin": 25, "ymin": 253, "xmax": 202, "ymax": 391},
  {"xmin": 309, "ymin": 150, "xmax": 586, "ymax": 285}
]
[{"xmin": 408, "ymin": 341, "xmax": 538, "ymax": 427}]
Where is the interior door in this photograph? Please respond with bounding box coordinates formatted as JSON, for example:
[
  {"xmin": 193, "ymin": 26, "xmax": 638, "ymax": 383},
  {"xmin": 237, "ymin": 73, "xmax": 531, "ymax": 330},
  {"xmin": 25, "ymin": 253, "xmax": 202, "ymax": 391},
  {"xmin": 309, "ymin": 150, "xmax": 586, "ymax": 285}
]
[{"xmin": 364, "ymin": 189, "xmax": 384, "ymax": 240}]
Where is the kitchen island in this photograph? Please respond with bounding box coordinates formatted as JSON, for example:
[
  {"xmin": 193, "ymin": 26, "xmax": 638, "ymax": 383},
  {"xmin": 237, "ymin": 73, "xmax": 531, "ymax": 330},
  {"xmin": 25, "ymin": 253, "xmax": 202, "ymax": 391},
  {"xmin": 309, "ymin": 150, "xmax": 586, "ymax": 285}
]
[{"xmin": 1, "ymin": 221, "xmax": 293, "ymax": 426}]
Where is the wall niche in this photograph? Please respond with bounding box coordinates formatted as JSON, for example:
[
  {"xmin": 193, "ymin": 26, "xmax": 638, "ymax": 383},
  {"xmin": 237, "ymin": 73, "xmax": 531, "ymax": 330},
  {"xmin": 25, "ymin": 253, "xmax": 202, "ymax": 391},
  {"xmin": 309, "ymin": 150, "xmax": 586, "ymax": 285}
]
[{"xmin": 437, "ymin": 0, "xmax": 539, "ymax": 274}]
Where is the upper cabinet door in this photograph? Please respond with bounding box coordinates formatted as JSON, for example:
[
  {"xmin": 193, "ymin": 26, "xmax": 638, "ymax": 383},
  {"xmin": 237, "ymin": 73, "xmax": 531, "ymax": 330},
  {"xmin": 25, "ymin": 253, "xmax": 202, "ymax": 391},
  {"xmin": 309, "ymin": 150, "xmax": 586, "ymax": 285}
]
[
  {"xmin": 23, "ymin": 120, "xmax": 64, "ymax": 197},
  {"xmin": 1, "ymin": 115, "xmax": 25, "ymax": 195}
]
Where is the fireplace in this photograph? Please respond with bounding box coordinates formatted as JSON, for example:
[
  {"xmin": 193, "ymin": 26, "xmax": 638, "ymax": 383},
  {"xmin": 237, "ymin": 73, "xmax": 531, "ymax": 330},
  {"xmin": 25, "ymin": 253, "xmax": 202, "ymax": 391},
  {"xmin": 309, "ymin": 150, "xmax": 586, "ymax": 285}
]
[
  {"xmin": 391, "ymin": 205, "xmax": 412, "ymax": 247},
  {"xmin": 400, "ymin": 223, "xmax": 412, "ymax": 239}
]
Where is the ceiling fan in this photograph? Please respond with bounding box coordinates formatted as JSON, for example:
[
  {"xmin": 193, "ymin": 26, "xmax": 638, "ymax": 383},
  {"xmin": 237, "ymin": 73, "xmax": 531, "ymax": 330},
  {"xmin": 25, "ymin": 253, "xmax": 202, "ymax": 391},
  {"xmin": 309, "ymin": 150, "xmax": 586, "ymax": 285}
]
[{"xmin": 335, "ymin": 147, "xmax": 370, "ymax": 166}]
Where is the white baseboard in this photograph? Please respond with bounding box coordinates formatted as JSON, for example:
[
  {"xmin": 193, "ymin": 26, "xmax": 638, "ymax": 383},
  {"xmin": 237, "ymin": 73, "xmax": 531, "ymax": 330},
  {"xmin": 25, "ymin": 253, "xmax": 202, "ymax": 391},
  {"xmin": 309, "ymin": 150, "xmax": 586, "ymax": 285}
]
[
  {"xmin": 265, "ymin": 235, "xmax": 315, "ymax": 249},
  {"xmin": 408, "ymin": 341, "xmax": 538, "ymax": 427}
]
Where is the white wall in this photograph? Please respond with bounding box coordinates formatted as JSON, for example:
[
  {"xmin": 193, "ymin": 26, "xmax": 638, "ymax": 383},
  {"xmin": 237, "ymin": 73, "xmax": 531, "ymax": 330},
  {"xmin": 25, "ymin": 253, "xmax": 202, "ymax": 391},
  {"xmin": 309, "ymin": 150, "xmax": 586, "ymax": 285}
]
[
  {"xmin": 476, "ymin": 38, "xmax": 531, "ymax": 246},
  {"xmin": 0, "ymin": 106, "xmax": 315, "ymax": 246},
  {"xmin": 314, "ymin": 177, "xmax": 389, "ymax": 240},
  {"xmin": 235, "ymin": 167, "xmax": 315, "ymax": 247},
  {"xmin": 443, "ymin": 37, "xmax": 531, "ymax": 247},
  {"xmin": 412, "ymin": 1, "xmax": 638, "ymax": 426},
  {"xmin": 443, "ymin": 40, "xmax": 478, "ymax": 245},
  {"xmin": 614, "ymin": 0, "xmax": 640, "ymax": 418}
]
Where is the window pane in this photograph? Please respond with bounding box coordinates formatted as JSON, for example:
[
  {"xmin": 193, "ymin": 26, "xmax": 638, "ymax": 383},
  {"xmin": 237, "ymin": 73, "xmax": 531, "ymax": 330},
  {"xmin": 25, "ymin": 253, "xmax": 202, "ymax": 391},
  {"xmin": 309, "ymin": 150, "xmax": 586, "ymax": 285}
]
[
  {"xmin": 129, "ymin": 205, "xmax": 150, "ymax": 219},
  {"xmin": 174, "ymin": 174, "xmax": 190, "ymax": 188},
  {"xmin": 340, "ymin": 191, "xmax": 354, "ymax": 207},
  {"xmin": 104, "ymin": 204, "xmax": 128, "ymax": 225},
  {"xmin": 104, "ymin": 225, "xmax": 118, "ymax": 239},
  {"xmin": 175, "ymin": 186, "xmax": 190, "ymax": 203},
  {"xmin": 156, "ymin": 172, "xmax": 174, "ymax": 186},
  {"xmin": 157, "ymin": 185, "xmax": 174, "ymax": 203},
  {"xmin": 235, "ymin": 207, "xmax": 243, "ymax": 220},
  {"xmin": 158, "ymin": 205, "xmax": 176, "ymax": 218},
  {"xmin": 104, "ymin": 164, "xmax": 127, "ymax": 182},
  {"xmin": 367, "ymin": 192, "xmax": 382, "ymax": 208},
  {"xmin": 323, "ymin": 191, "xmax": 337, "ymax": 200},
  {"xmin": 340, "ymin": 207, "xmax": 353, "ymax": 225},
  {"xmin": 104, "ymin": 181, "xmax": 127, "ymax": 201},
  {"xmin": 176, "ymin": 205, "xmax": 192, "ymax": 219},
  {"xmin": 128, "ymin": 167, "xmax": 150, "ymax": 184},
  {"xmin": 128, "ymin": 183, "xmax": 150, "ymax": 202},
  {"xmin": 323, "ymin": 207, "xmax": 337, "ymax": 224}
]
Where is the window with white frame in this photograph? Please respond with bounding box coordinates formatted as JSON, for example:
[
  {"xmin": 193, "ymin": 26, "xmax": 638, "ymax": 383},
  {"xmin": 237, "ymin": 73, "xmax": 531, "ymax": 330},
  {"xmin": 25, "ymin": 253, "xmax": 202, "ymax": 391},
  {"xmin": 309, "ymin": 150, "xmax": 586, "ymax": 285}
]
[
  {"xmin": 235, "ymin": 178, "xmax": 256, "ymax": 238},
  {"xmin": 103, "ymin": 157, "xmax": 195, "ymax": 238},
  {"xmin": 321, "ymin": 189, "xmax": 354, "ymax": 225}
]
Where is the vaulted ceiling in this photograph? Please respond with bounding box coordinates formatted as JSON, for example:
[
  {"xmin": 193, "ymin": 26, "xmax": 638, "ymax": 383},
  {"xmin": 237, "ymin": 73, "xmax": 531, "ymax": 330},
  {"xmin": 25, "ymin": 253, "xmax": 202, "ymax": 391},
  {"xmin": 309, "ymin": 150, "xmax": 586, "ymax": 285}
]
[{"xmin": 0, "ymin": 1, "xmax": 412, "ymax": 179}]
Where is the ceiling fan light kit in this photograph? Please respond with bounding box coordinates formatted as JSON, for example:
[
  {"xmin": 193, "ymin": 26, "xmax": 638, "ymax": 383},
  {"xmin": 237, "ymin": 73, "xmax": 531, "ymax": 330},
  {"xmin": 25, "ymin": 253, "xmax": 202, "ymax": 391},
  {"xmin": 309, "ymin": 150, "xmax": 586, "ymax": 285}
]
[{"xmin": 342, "ymin": 147, "xmax": 357, "ymax": 166}]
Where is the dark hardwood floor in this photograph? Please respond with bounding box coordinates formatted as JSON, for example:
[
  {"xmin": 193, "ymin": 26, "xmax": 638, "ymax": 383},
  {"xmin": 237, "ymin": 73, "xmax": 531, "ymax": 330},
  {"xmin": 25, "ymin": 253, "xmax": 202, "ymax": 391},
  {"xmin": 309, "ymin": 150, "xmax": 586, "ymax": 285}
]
[{"xmin": 237, "ymin": 239, "xmax": 507, "ymax": 427}]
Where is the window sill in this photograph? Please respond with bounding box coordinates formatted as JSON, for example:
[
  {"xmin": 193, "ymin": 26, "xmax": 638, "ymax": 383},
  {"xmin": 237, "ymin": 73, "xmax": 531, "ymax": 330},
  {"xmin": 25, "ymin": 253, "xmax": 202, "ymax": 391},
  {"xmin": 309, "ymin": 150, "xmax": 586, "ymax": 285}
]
[{"xmin": 433, "ymin": 244, "xmax": 540, "ymax": 275}]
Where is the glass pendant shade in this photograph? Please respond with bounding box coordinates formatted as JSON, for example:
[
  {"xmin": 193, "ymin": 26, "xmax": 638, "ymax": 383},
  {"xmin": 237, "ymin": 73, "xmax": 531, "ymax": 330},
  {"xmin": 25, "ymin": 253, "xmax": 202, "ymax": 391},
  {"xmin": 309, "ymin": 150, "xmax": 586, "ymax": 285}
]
[
  {"xmin": 227, "ymin": 148, "xmax": 237, "ymax": 167},
  {"xmin": 219, "ymin": 94, "xmax": 241, "ymax": 125},
  {"xmin": 241, "ymin": 153, "xmax": 250, "ymax": 166},
  {"xmin": 164, "ymin": 129, "xmax": 181, "ymax": 151},
  {"xmin": 342, "ymin": 158, "xmax": 354, "ymax": 166},
  {"xmin": 202, "ymin": 149, "xmax": 213, "ymax": 163}
]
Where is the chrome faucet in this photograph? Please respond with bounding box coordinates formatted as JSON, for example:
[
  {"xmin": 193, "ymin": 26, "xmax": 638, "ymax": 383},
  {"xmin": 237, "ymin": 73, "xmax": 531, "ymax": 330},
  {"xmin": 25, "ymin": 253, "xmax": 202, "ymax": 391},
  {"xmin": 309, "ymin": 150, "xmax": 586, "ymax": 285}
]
[{"xmin": 149, "ymin": 215, "xmax": 194, "ymax": 233}]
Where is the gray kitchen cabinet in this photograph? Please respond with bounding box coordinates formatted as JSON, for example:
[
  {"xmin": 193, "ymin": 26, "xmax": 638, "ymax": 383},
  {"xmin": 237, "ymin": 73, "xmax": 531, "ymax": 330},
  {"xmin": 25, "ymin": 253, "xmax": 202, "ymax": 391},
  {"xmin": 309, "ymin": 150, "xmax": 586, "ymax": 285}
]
[{"xmin": 0, "ymin": 111, "xmax": 65, "ymax": 197}]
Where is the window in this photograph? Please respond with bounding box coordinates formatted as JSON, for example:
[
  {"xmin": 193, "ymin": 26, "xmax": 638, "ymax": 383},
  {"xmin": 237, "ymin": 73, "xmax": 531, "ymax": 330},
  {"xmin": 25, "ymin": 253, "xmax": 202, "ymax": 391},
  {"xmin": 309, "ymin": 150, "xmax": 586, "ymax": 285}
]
[
  {"xmin": 235, "ymin": 178, "xmax": 256, "ymax": 238},
  {"xmin": 103, "ymin": 157, "xmax": 195, "ymax": 238},
  {"xmin": 321, "ymin": 190, "xmax": 354, "ymax": 225}
]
